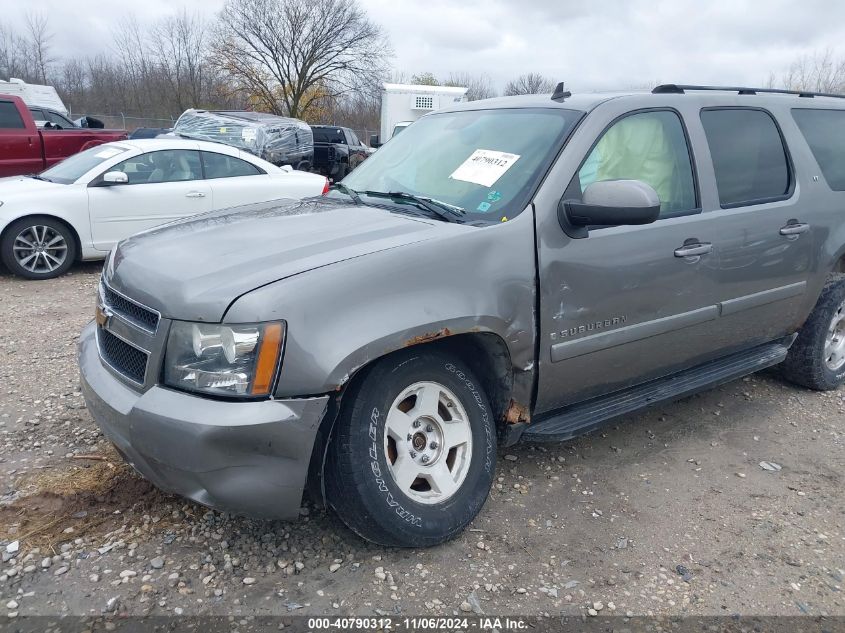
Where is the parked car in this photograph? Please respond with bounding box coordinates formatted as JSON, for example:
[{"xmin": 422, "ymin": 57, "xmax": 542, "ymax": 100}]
[
  {"xmin": 0, "ymin": 138, "xmax": 328, "ymax": 279},
  {"xmin": 79, "ymin": 84, "xmax": 845, "ymax": 547},
  {"xmin": 0, "ymin": 95, "xmax": 127, "ymax": 177},
  {"xmin": 173, "ymin": 109, "xmax": 314, "ymax": 170},
  {"xmin": 310, "ymin": 125, "xmax": 370, "ymax": 180}
]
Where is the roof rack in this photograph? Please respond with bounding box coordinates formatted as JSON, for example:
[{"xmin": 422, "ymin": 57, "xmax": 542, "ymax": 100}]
[{"xmin": 652, "ymin": 83, "xmax": 845, "ymax": 100}]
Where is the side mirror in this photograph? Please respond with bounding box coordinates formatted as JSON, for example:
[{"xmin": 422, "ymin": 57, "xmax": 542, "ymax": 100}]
[
  {"xmin": 369, "ymin": 134, "xmax": 381, "ymax": 148},
  {"xmin": 102, "ymin": 171, "xmax": 129, "ymax": 185},
  {"xmin": 559, "ymin": 179, "xmax": 660, "ymax": 238}
]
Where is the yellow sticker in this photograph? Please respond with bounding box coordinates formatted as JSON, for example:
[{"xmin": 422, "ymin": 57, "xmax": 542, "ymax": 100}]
[
  {"xmin": 219, "ymin": 127, "xmax": 227, "ymax": 133},
  {"xmin": 500, "ymin": 216, "xmax": 508, "ymax": 222}
]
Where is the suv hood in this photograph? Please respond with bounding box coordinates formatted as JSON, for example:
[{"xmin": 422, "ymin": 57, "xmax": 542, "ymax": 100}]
[{"xmin": 106, "ymin": 197, "xmax": 449, "ymax": 322}]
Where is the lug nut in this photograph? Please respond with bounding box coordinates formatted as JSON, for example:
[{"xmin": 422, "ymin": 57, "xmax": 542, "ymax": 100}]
[
  {"xmin": 421, "ymin": 454, "xmax": 430, "ymax": 464},
  {"xmin": 407, "ymin": 434, "xmax": 412, "ymax": 441},
  {"xmin": 425, "ymin": 424, "xmax": 433, "ymax": 432},
  {"xmin": 410, "ymin": 451, "xmax": 417, "ymax": 458},
  {"xmin": 412, "ymin": 420, "xmax": 421, "ymax": 428},
  {"xmin": 429, "ymin": 441, "xmax": 438, "ymax": 450}
]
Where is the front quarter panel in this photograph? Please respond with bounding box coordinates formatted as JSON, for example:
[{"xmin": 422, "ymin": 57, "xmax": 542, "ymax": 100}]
[{"xmin": 223, "ymin": 210, "xmax": 537, "ymax": 398}]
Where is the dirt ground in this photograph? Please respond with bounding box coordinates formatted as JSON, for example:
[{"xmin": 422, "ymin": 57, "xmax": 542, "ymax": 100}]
[{"xmin": 0, "ymin": 262, "xmax": 843, "ymax": 619}]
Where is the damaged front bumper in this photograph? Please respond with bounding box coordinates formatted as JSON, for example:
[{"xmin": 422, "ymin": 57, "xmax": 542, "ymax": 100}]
[{"xmin": 78, "ymin": 322, "xmax": 328, "ymax": 520}]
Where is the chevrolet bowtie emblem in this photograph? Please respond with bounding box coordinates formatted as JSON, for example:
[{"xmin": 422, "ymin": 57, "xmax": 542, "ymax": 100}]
[{"xmin": 95, "ymin": 304, "xmax": 113, "ymax": 327}]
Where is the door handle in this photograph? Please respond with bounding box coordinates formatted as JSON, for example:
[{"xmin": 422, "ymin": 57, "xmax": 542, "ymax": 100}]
[
  {"xmin": 674, "ymin": 242, "xmax": 712, "ymax": 258},
  {"xmin": 779, "ymin": 222, "xmax": 810, "ymax": 236},
  {"xmin": 185, "ymin": 191, "xmax": 206, "ymax": 198}
]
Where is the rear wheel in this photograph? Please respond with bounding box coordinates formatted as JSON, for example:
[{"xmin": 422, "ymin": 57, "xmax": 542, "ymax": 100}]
[
  {"xmin": 325, "ymin": 349, "xmax": 497, "ymax": 547},
  {"xmin": 782, "ymin": 277, "xmax": 845, "ymax": 390},
  {"xmin": 1, "ymin": 217, "xmax": 76, "ymax": 280}
]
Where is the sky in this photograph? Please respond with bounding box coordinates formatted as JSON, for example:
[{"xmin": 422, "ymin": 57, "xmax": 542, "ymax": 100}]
[{"xmin": 6, "ymin": 0, "xmax": 845, "ymax": 92}]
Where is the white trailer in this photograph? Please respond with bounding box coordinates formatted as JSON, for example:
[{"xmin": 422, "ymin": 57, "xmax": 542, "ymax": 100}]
[
  {"xmin": 0, "ymin": 78, "xmax": 68, "ymax": 115},
  {"xmin": 376, "ymin": 83, "xmax": 468, "ymax": 145}
]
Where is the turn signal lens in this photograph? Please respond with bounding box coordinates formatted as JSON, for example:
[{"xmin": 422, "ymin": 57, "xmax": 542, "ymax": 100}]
[{"xmin": 251, "ymin": 323, "xmax": 284, "ymax": 395}]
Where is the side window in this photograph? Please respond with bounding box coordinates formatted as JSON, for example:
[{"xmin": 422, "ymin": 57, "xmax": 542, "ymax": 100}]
[
  {"xmin": 791, "ymin": 108, "xmax": 845, "ymax": 191},
  {"xmin": 574, "ymin": 110, "xmax": 697, "ymax": 218},
  {"xmin": 201, "ymin": 152, "xmax": 263, "ymax": 179},
  {"xmin": 0, "ymin": 102, "xmax": 26, "ymax": 128},
  {"xmin": 700, "ymin": 108, "xmax": 790, "ymax": 206},
  {"xmin": 110, "ymin": 150, "xmax": 202, "ymax": 184},
  {"xmin": 346, "ymin": 129, "xmax": 361, "ymax": 146},
  {"xmin": 46, "ymin": 111, "xmax": 73, "ymax": 128},
  {"xmin": 29, "ymin": 108, "xmax": 46, "ymax": 121}
]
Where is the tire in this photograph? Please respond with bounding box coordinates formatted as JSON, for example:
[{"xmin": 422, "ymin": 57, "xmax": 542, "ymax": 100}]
[
  {"xmin": 781, "ymin": 276, "xmax": 845, "ymax": 391},
  {"xmin": 325, "ymin": 348, "xmax": 497, "ymax": 547},
  {"xmin": 1, "ymin": 216, "xmax": 77, "ymax": 280}
]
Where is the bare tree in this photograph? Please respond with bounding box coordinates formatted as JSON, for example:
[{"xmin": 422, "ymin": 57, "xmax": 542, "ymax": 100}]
[
  {"xmin": 776, "ymin": 49, "xmax": 845, "ymax": 93},
  {"xmin": 410, "ymin": 72, "xmax": 439, "ymax": 86},
  {"xmin": 24, "ymin": 12, "xmax": 54, "ymax": 84},
  {"xmin": 212, "ymin": 0, "xmax": 391, "ymax": 119},
  {"xmin": 503, "ymin": 72, "xmax": 556, "ymax": 96},
  {"xmin": 443, "ymin": 72, "xmax": 496, "ymax": 101},
  {"xmin": 151, "ymin": 11, "xmax": 213, "ymax": 112}
]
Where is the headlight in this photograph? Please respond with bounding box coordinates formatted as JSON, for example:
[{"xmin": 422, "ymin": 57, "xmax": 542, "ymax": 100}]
[{"xmin": 164, "ymin": 321, "xmax": 284, "ymax": 398}]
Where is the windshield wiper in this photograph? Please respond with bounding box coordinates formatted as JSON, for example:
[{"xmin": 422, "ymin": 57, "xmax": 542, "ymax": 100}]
[
  {"xmin": 361, "ymin": 190, "xmax": 465, "ymax": 222},
  {"xmin": 331, "ymin": 182, "xmax": 363, "ymax": 205},
  {"xmin": 28, "ymin": 174, "xmax": 52, "ymax": 182}
]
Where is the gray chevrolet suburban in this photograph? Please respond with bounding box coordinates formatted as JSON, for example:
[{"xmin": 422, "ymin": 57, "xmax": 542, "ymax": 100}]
[{"xmin": 79, "ymin": 84, "xmax": 845, "ymax": 547}]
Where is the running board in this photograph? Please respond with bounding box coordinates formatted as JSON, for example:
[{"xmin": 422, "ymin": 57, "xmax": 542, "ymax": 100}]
[{"xmin": 522, "ymin": 341, "xmax": 790, "ymax": 443}]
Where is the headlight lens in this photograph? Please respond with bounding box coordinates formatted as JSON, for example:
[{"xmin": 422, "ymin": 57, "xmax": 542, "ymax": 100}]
[{"xmin": 164, "ymin": 321, "xmax": 284, "ymax": 398}]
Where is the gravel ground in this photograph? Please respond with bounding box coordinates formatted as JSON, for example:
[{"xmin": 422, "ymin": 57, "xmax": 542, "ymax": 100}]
[{"xmin": 0, "ymin": 263, "xmax": 843, "ymax": 619}]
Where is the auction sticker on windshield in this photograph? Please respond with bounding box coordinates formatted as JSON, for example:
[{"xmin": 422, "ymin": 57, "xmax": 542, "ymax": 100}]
[{"xmin": 450, "ymin": 149, "xmax": 520, "ymax": 187}]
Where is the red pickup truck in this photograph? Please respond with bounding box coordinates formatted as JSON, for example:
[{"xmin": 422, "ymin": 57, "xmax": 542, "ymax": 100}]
[{"xmin": 0, "ymin": 94, "xmax": 127, "ymax": 177}]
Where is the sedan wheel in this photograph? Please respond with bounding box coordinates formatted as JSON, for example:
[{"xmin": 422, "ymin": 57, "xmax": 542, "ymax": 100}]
[
  {"xmin": 13, "ymin": 225, "xmax": 68, "ymax": 275},
  {"xmin": 1, "ymin": 217, "xmax": 77, "ymax": 280}
]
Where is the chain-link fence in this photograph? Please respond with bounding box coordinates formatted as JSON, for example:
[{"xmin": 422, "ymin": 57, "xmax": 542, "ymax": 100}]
[
  {"xmin": 68, "ymin": 110, "xmax": 380, "ymax": 146},
  {"xmin": 68, "ymin": 111, "xmax": 177, "ymax": 132}
]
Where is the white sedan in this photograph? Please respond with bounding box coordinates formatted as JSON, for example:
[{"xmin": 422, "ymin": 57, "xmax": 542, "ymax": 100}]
[{"xmin": 0, "ymin": 138, "xmax": 328, "ymax": 279}]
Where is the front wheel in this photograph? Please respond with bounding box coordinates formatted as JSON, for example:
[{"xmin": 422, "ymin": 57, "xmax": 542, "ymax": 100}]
[
  {"xmin": 325, "ymin": 349, "xmax": 497, "ymax": 547},
  {"xmin": 1, "ymin": 217, "xmax": 77, "ymax": 280}
]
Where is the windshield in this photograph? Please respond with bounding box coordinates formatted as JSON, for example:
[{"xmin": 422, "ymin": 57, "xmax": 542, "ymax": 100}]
[
  {"xmin": 343, "ymin": 108, "xmax": 581, "ymax": 222},
  {"xmin": 40, "ymin": 144, "xmax": 130, "ymax": 184}
]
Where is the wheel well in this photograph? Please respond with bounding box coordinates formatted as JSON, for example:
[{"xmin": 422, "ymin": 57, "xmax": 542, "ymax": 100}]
[
  {"xmin": 1, "ymin": 214, "xmax": 83, "ymax": 262},
  {"xmin": 303, "ymin": 332, "xmax": 515, "ymax": 507}
]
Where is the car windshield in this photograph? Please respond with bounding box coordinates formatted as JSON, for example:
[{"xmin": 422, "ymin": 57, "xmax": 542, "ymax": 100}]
[
  {"xmin": 343, "ymin": 108, "xmax": 582, "ymax": 222},
  {"xmin": 40, "ymin": 144, "xmax": 130, "ymax": 184}
]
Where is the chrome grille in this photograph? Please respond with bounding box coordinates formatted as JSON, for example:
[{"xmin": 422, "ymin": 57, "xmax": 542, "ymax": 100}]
[
  {"xmin": 102, "ymin": 283, "xmax": 159, "ymax": 332},
  {"xmin": 97, "ymin": 328, "xmax": 148, "ymax": 384}
]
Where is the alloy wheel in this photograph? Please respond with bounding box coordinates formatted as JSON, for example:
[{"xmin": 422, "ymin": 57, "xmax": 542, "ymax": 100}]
[
  {"xmin": 12, "ymin": 225, "xmax": 68, "ymax": 274},
  {"xmin": 824, "ymin": 299, "xmax": 845, "ymax": 371},
  {"xmin": 382, "ymin": 381, "xmax": 473, "ymax": 504}
]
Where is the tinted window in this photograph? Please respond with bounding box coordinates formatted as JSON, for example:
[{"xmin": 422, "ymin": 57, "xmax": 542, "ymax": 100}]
[
  {"xmin": 575, "ymin": 110, "xmax": 696, "ymax": 218},
  {"xmin": 700, "ymin": 108, "xmax": 790, "ymax": 206},
  {"xmin": 46, "ymin": 111, "xmax": 74, "ymax": 128},
  {"xmin": 202, "ymin": 151, "xmax": 263, "ymax": 178},
  {"xmin": 312, "ymin": 127, "xmax": 345, "ymax": 143},
  {"xmin": 0, "ymin": 101, "xmax": 25, "ymax": 128},
  {"xmin": 346, "ymin": 129, "xmax": 360, "ymax": 146},
  {"xmin": 29, "ymin": 108, "xmax": 45, "ymax": 121},
  {"xmin": 110, "ymin": 150, "xmax": 202, "ymax": 184},
  {"xmin": 792, "ymin": 108, "xmax": 845, "ymax": 191}
]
